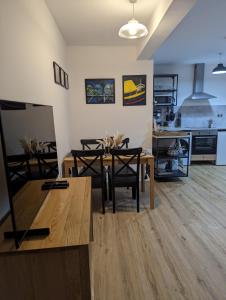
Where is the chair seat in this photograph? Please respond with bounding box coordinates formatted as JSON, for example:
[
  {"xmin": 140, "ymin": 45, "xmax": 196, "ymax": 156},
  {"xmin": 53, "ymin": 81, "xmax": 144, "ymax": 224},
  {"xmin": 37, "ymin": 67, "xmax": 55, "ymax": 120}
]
[{"xmin": 108, "ymin": 167, "xmax": 137, "ymax": 187}]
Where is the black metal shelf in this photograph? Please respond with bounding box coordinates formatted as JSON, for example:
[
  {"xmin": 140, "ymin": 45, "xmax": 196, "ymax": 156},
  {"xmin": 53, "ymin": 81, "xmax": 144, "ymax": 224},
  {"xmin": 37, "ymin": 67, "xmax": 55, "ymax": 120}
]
[
  {"xmin": 155, "ymin": 154, "xmax": 189, "ymax": 160},
  {"xmin": 154, "ymin": 74, "xmax": 178, "ymax": 78},
  {"xmin": 153, "ymin": 74, "xmax": 178, "ymax": 107},
  {"xmin": 153, "ymin": 103, "xmax": 174, "ymax": 107},
  {"xmin": 154, "ymin": 89, "xmax": 177, "ymax": 93},
  {"xmin": 154, "ymin": 170, "xmax": 187, "ymax": 178},
  {"xmin": 152, "ymin": 135, "xmax": 190, "ymax": 179}
]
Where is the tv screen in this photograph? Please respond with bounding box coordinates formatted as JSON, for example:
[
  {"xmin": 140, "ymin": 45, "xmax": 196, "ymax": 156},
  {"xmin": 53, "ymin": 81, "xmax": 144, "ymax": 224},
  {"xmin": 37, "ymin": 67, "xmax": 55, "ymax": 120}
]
[{"xmin": 0, "ymin": 100, "xmax": 58, "ymax": 248}]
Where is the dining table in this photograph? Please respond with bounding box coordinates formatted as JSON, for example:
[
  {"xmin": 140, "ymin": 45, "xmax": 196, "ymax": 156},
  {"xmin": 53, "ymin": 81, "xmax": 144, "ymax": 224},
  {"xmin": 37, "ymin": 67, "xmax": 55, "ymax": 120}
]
[{"xmin": 63, "ymin": 153, "xmax": 156, "ymax": 209}]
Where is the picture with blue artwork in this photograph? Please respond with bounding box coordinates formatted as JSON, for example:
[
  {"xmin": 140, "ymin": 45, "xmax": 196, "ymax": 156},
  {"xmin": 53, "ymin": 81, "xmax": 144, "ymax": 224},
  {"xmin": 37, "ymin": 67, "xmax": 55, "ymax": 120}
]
[{"xmin": 85, "ymin": 78, "xmax": 115, "ymax": 104}]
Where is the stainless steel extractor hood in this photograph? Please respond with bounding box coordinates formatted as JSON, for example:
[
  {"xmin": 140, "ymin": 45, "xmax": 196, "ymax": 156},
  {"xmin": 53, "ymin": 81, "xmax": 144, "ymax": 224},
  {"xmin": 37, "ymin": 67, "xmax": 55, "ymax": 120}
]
[{"xmin": 187, "ymin": 63, "xmax": 216, "ymax": 100}]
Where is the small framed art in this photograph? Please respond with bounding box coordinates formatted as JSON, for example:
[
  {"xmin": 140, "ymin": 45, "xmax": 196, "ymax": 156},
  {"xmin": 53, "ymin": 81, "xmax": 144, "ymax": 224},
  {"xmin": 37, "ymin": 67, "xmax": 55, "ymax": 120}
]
[
  {"xmin": 53, "ymin": 62, "xmax": 61, "ymax": 85},
  {"xmin": 60, "ymin": 68, "xmax": 65, "ymax": 87},
  {"xmin": 85, "ymin": 78, "xmax": 115, "ymax": 104},
  {"xmin": 123, "ymin": 75, "xmax": 146, "ymax": 106},
  {"xmin": 64, "ymin": 72, "xmax": 69, "ymax": 89}
]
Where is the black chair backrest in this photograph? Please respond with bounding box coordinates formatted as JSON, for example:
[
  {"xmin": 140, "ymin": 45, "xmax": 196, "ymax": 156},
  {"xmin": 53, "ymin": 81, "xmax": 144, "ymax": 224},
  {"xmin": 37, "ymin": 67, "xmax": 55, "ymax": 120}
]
[
  {"xmin": 110, "ymin": 147, "xmax": 142, "ymax": 179},
  {"xmin": 47, "ymin": 141, "xmax": 57, "ymax": 152},
  {"xmin": 71, "ymin": 149, "xmax": 105, "ymax": 177},
  {"xmin": 7, "ymin": 154, "xmax": 31, "ymax": 180},
  {"xmin": 80, "ymin": 139, "xmax": 103, "ymax": 150},
  {"xmin": 40, "ymin": 141, "xmax": 57, "ymax": 153},
  {"xmin": 36, "ymin": 152, "xmax": 58, "ymax": 179},
  {"xmin": 118, "ymin": 137, "xmax": 130, "ymax": 149}
]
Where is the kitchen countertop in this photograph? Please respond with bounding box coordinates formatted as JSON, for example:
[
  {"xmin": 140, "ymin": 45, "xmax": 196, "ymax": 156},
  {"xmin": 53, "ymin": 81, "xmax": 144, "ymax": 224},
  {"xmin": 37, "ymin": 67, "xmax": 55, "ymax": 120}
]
[
  {"xmin": 153, "ymin": 131, "xmax": 191, "ymax": 138},
  {"xmin": 159, "ymin": 127, "xmax": 226, "ymax": 131}
]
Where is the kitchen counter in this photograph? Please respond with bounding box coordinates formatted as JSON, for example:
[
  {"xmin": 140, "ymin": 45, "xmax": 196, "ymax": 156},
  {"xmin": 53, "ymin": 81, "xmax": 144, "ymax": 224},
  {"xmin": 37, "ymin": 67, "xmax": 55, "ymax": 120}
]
[
  {"xmin": 159, "ymin": 126, "xmax": 226, "ymax": 131},
  {"xmin": 155, "ymin": 127, "xmax": 226, "ymax": 166},
  {"xmin": 153, "ymin": 131, "xmax": 190, "ymax": 138}
]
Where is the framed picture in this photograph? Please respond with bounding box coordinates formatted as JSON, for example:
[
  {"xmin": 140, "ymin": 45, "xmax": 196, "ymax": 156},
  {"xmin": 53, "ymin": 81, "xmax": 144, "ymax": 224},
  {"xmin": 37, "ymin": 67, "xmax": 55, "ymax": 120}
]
[
  {"xmin": 123, "ymin": 75, "xmax": 146, "ymax": 106},
  {"xmin": 85, "ymin": 79, "xmax": 115, "ymax": 104},
  {"xmin": 60, "ymin": 68, "xmax": 65, "ymax": 87},
  {"xmin": 53, "ymin": 62, "xmax": 61, "ymax": 85},
  {"xmin": 64, "ymin": 72, "xmax": 69, "ymax": 89}
]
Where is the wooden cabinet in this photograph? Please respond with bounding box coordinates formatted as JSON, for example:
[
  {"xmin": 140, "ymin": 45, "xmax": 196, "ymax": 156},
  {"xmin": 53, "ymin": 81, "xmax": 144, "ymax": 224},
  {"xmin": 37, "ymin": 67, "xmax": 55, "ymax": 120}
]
[{"xmin": 0, "ymin": 177, "xmax": 92, "ymax": 300}]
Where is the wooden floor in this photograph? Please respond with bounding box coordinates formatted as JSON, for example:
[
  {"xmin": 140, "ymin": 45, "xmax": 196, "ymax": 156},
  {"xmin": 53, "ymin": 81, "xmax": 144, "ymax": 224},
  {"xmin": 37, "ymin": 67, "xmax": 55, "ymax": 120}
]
[{"xmin": 91, "ymin": 165, "xmax": 226, "ymax": 300}]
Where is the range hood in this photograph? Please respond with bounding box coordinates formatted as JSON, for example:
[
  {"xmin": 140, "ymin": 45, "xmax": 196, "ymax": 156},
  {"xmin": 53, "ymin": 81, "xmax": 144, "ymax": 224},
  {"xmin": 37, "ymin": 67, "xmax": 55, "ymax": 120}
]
[{"xmin": 187, "ymin": 63, "xmax": 216, "ymax": 100}]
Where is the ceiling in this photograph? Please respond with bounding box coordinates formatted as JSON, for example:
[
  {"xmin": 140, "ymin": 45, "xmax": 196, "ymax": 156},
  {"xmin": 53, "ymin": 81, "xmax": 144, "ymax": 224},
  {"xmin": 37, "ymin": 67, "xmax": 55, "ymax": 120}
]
[
  {"xmin": 45, "ymin": 0, "xmax": 158, "ymax": 46},
  {"xmin": 154, "ymin": 0, "xmax": 226, "ymax": 64}
]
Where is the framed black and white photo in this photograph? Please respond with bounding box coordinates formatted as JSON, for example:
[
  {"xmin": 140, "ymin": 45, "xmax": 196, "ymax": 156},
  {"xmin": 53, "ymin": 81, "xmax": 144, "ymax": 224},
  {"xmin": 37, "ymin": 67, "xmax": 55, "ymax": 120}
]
[
  {"xmin": 53, "ymin": 61, "xmax": 61, "ymax": 85},
  {"xmin": 60, "ymin": 68, "xmax": 65, "ymax": 87},
  {"xmin": 64, "ymin": 72, "xmax": 69, "ymax": 89}
]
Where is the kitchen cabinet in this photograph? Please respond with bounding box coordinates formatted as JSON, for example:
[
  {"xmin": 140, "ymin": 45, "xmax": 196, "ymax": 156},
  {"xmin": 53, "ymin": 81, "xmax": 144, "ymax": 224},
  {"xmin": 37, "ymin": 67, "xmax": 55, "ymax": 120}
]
[{"xmin": 216, "ymin": 130, "xmax": 226, "ymax": 165}]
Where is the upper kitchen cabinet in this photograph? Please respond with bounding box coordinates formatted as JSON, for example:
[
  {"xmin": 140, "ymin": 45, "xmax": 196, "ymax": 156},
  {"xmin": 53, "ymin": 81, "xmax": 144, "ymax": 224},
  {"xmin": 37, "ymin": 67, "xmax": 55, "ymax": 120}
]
[{"xmin": 153, "ymin": 74, "xmax": 178, "ymax": 106}]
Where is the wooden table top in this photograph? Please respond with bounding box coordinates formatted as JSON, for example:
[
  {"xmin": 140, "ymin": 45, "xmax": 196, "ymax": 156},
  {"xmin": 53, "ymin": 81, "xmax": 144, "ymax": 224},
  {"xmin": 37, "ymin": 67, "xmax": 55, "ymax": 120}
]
[
  {"xmin": 153, "ymin": 131, "xmax": 190, "ymax": 138},
  {"xmin": 0, "ymin": 177, "xmax": 92, "ymax": 253}
]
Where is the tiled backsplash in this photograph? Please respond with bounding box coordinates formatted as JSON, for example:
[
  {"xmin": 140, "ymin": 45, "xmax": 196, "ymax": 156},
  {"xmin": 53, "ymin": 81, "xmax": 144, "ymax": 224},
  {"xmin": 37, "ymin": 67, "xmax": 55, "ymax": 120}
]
[{"xmin": 178, "ymin": 105, "xmax": 226, "ymax": 128}]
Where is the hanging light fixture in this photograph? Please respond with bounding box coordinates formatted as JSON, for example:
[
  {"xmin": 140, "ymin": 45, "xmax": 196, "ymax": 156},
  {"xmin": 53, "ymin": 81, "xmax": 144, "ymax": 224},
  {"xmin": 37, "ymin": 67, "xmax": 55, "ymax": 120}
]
[
  {"xmin": 212, "ymin": 52, "xmax": 226, "ymax": 74},
  {"xmin": 119, "ymin": 0, "xmax": 148, "ymax": 39}
]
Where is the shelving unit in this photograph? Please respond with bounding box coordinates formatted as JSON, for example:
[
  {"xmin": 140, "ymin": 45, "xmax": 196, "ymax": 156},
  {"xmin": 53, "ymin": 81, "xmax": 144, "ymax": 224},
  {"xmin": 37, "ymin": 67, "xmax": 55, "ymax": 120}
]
[
  {"xmin": 153, "ymin": 74, "xmax": 178, "ymax": 106},
  {"xmin": 153, "ymin": 133, "xmax": 190, "ymax": 179}
]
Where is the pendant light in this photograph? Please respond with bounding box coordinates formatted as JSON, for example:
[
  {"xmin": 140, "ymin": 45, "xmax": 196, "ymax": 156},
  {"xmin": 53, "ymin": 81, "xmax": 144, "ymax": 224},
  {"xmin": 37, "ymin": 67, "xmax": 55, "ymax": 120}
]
[
  {"xmin": 119, "ymin": 0, "xmax": 148, "ymax": 39},
  {"xmin": 212, "ymin": 53, "xmax": 226, "ymax": 74}
]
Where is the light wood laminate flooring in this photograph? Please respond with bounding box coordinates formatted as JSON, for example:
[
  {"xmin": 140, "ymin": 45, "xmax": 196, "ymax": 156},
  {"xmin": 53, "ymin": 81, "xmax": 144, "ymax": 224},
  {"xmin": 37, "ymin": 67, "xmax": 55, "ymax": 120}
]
[{"xmin": 91, "ymin": 165, "xmax": 226, "ymax": 300}]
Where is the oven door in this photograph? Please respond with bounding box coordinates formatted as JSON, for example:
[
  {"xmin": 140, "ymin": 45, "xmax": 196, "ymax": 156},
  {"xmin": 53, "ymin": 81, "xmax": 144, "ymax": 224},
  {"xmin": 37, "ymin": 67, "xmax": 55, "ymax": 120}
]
[{"xmin": 192, "ymin": 135, "xmax": 217, "ymax": 155}]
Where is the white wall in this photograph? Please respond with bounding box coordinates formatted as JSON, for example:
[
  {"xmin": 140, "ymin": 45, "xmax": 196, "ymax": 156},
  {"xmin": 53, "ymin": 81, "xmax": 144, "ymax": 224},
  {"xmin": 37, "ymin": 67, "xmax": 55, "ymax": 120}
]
[
  {"xmin": 205, "ymin": 64, "xmax": 226, "ymax": 106},
  {"xmin": 0, "ymin": 0, "xmax": 70, "ymax": 165},
  {"xmin": 67, "ymin": 46, "xmax": 153, "ymax": 150}
]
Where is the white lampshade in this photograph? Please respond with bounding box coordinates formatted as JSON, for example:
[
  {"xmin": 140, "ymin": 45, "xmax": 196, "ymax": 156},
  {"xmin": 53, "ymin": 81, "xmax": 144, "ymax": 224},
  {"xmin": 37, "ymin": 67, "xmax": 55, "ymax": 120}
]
[{"xmin": 119, "ymin": 18, "xmax": 148, "ymax": 39}]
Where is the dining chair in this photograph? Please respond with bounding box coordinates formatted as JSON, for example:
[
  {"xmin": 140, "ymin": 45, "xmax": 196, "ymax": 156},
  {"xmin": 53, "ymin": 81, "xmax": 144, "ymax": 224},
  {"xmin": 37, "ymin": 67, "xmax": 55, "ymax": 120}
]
[
  {"xmin": 7, "ymin": 154, "xmax": 32, "ymax": 194},
  {"xmin": 112, "ymin": 138, "xmax": 130, "ymax": 191},
  {"xmin": 36, "ymin": 152, "xmax": 58, "ymax": 179},
  {"xmin": 80, "ymin": 139, "xmax": 103, "ymax": 150},
  {"xmin": 71, "ymin": 149, "xmax": 107, "ymax": 214},
  {"xmin": 118, "ymin": 137, "xmax": 130, "ymax": 149},
  {"xmin": 47, "ymin": 141, "xmax": 57, "ymax": 152},
  {"xmin": 109, "ymin": 147, "xmax": 142, "ymax": 213}
]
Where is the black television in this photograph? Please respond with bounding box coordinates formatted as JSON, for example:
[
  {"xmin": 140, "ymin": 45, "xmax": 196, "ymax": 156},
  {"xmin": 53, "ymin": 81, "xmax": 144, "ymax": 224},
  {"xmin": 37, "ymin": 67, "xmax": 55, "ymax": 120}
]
[{"xmin": 0, "ymin": 100, "xmax": 59, "ymax": 249}]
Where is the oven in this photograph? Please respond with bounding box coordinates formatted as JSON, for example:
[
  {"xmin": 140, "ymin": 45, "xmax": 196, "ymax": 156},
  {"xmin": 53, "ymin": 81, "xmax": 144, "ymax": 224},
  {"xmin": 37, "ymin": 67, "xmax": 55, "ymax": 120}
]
[{"xmin": 192, "ymin": 130, "xmax": 218, "ymax": 159}]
